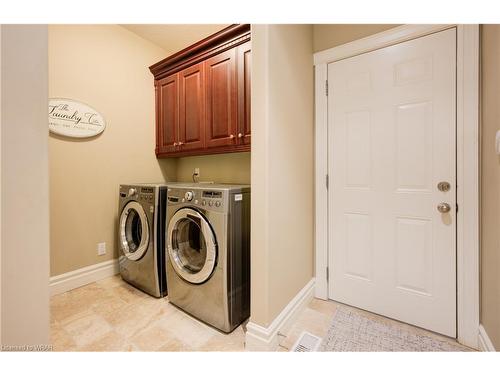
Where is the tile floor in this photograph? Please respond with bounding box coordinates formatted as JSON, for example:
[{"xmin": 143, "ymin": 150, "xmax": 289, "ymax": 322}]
[{"xmin": 50, "ymin": 275, "xmax": 468, "ymax": 352}]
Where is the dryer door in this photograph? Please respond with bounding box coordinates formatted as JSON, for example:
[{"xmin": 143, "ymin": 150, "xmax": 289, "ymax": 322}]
[
  {"xmin": 167, "ymin": 208, "xmax": 217, "ymax": 284},
  {"xmin": 119, "ymin": 201, "xmax": 150, "ymax": 261}
]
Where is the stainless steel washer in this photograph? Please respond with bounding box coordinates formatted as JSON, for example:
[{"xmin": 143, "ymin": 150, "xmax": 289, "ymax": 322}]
[
  {"xmin": 165, "ymin": 183, "xmax": 251, "ymax": 333},
  {"xmin": 118, "ymin": 183, "xmax": 168, "ymax": 297}
]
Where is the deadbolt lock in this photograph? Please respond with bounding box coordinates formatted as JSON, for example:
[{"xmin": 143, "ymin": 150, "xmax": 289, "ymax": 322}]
[{"xmin": 437, "ymin": 181, "xmax": 451, "ymax": 192}]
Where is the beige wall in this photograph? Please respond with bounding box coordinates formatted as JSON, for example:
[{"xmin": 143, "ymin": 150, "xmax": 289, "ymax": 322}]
[
  {"xmin": 176, "ymin": 152, "xmax": 250, "ymax": 184},
  {"xmin": 480, "ymin": 24, "xmax": 500, "ymax": 349},
  {"xmin": 1, "ymin": 25, "xmax": 50, "ymax": 346},
  {"xmin": 313, "ymin": 24, "xmax": 399, "ymax": 52},
  {"xmin": 250, "ymin": 24, "xmax": 314, "ymax": 326},
  {"xmin": 49, "ymin": 25, "xmax": 176, "ymax": 276}
]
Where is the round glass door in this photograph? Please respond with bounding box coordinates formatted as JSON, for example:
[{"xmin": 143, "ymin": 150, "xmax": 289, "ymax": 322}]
[
  {"xmin": 167, "ymin": 208, "xmax": 217, "ymax": 284},
  {"xmin": 119, "ymin": 201, "xmax": 150, "ymax": 261}
]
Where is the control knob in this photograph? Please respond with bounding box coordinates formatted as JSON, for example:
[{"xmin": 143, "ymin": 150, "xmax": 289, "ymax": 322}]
[
  {"xmin": 128, "ymin": 188, "xmax": 137, "ymax": 197},
  {"xmin": 184, "ymin": 191, "xmax": 194, "ymax": 201}
]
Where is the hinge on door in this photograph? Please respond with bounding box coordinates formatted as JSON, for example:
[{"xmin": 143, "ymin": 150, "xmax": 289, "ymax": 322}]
[
  {"xmin": 456, "ymin": 203, "xmax": 459, "ymax": 213},
  {"xmin": 326, "ymin": 267, "xmax": 329, "ymax": 282},
  {"xmin": 326, "ymin": 174, "xmax": 329, "ymax": 189},
  {"xmin": 325, "ymin": 80, "xmax": 329, "ymax": 96}
]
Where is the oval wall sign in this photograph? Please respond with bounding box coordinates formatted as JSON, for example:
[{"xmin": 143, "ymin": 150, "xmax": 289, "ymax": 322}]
[{"xmin": 48, "ymin": 98, "xmax": 106, "ymax": 138}]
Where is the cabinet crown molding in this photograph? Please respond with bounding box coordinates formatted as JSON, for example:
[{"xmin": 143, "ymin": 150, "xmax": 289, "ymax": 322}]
[{"xmin": 149, "ymin": 24, "xmax": 251, "ymax": 80}]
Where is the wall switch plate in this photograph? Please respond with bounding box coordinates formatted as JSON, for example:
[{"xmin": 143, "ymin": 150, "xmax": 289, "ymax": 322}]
[{"xmin": 97, "ymin": 242, "xmax": 106, "ymax": 256}]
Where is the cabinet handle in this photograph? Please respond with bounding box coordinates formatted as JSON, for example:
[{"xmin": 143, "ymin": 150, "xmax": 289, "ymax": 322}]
[
  {"xmin": 238, "ymin": 133, "xmax": 243, "ymax": 138},
  {"xmin": 173, "ymin": 142, "xmax": 178, "ymax": 146},
  {"xmin": 178, "ymin": 141, "xmax": 184, "ymax": 146},
  {"xmin": 229, "ymin": 134, "xmax": 235, "ymax": 139}
]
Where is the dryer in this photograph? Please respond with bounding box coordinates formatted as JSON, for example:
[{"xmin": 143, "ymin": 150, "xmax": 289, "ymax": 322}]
[
  {"xmin": 165, "ymin": 183, "xmax": 251, "ymax": 333},
  {"xmin": 118, "ymin": 183, "xmax": 168, "ymax": 297}
]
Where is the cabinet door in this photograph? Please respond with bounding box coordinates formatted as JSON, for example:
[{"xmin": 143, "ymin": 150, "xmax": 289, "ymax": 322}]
[
  {"xmin": 156, "ymin": 73, "xmax": 179, "ymax": 154},
  {"xmin": 237, "ymin": 42, "xmax": 251, "ymax": 145},
  {"xmin": 205, "ymin": 49, "xmax": 238, "ymax": 149},
  {"xmin": 178, "ymin": 63, "xmax": 205, "ymax": 151}
]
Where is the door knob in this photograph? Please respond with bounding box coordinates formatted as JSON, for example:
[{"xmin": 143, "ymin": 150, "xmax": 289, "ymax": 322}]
[
  {"xmin": 437, "ymin": 202, "xmax": 451, "ymax": 213},
  {"xmin": 238, "ymin": 133, "xmax": 243, "ymax": 138}
]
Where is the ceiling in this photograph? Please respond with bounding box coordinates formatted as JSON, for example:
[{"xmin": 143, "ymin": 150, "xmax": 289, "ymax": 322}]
[{"xmin": 121, "ymin": 24, "xmax": 229, "ymax": 54}]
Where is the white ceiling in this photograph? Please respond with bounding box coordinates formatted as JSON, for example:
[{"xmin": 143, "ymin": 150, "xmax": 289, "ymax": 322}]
[{"xmin": 121, "ymin": 24, "xmax": 229, "ymax": 54}]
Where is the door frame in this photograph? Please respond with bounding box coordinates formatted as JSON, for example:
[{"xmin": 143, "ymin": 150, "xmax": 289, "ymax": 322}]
[{"xmin": 313, "ymin": 24, "xmax": 479, "ymax": 349}]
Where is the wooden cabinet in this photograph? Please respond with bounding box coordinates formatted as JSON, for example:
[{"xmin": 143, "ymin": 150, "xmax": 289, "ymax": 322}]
[
  {"xmin": 237, "ymin": 41, "xmax": 251, "ymax": 145},
  {"xmin": 150, "ymin": 24, "xmax": 250, "ymax": 158},
  {"xmin": 156, "ymin": 73, "xmax": 178, "ymax": 154},
  {"xmin": 179, "ymin": 62, "xmax": 205, "ymax": 152},
  {"xmin": 205, "ymin": 48, "xmax": 237, "ymax": 149}
]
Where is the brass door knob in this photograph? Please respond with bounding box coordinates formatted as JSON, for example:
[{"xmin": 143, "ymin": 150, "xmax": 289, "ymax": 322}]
[
  {"xmin": 238, "ymin": 133, "xmax": 243, "ymax": 138},
  {"xmin": 437, "ymin": 202, "xmax": 451, "ymax": 213}
]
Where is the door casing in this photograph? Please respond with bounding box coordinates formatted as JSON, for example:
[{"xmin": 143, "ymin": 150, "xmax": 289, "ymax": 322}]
[{"xmin": 313, "ymin": 24, "xmax": 479, "ymax": 349}]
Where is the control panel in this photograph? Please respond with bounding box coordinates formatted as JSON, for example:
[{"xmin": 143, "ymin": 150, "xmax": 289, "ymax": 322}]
[
  {"xmin": 119, "ymin": 185, "xmax": 155, "ymax": 203},
  {"xmin": 167, "ymin": 188, "xmax": 226, "ymax": 211},
  {"xmin": 139, "ymin": 187, "xmax": 155, "ymax": 203}
]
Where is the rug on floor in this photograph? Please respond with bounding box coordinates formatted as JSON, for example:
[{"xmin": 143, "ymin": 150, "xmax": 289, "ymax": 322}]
[{"xmin": 320, "ymin": 307, "xmax": 470, "ymax": 352}]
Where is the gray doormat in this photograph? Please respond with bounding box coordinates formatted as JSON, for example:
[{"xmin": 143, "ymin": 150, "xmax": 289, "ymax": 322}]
[{"xmin": 320, "ymin": 307, "xmax": 471, "ymax": 352}]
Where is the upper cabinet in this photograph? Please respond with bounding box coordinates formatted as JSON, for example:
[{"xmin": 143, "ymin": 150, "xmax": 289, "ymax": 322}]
[{"xmin": 150, "ymin": 24, "xmax": 251, "ymax": 158}]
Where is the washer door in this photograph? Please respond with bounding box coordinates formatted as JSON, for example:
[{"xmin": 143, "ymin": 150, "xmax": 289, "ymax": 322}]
[
  {"xmin": 167, "ymin": 208, "xmax": 217, "ymax": 284},
  {"xmin": 119, "ymin": 201, "xmax": 150, "ymax": 261}
]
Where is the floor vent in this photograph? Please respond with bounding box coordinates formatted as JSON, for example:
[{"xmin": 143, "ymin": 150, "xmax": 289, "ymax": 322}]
[{"xmin": 291, "ymin": 331, "xmax": 322, "ymax": 352}]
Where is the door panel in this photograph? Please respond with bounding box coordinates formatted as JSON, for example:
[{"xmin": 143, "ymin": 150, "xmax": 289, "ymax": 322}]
[
  {"xmin": 328, "ymin": 28, "xmax": 457, "ymax": 336},
  {"xmin": 237, "ymin": 41, "xmax": 252, "ymax": 145},
  {"xmin": 205, "ymin": 49, "xmax": 237, "ymax": 148},
  {"xmin": 157, "ymin": 73, "xmax": 179, "ymax": 154},
  {"xmin": 179, "ymin": 63, "xmax": 205, "ymax": 151}
]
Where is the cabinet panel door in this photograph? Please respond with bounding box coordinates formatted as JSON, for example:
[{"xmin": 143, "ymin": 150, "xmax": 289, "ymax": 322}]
[
  {"xmin": 237, "ymin": 42, "xmax": 251, "ymax": 145},
  {"xmin": 179, "ymin": 63, "xmax": 205, "ymax": 151},
  {"xmin": 205, "ymin": 49, "xmax": 238, "ymax": 148},
  {"xmin": 157, "ymin": 73, "xmax": 179, "ymax": 154}
]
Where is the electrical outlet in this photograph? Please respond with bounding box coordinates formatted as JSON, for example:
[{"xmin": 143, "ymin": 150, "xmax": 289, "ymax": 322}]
[
  {"xmin": 194, "ymin": 167, "xmax": 200, "ymax": 176},
  {"xmin": 97, "ymin": 242, "xmax": 106, "ymax": 256}
]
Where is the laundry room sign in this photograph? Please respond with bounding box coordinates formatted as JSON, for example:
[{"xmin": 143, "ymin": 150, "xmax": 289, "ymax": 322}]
[{"xmin": 48, "ymin": 98, "xmax": 106, "ymax": 138}]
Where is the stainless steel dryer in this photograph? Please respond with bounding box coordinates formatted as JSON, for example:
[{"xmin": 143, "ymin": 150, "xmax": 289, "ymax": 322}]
[
  {"xmin": 165, "ymin": 183, "xmax": 250, "ymax": 333},
  {"xmin": 118, "ymin": 183, "xmax": 168, "ymax": 297}
]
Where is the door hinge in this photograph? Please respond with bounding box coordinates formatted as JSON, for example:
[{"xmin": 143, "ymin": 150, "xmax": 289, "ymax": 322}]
[
  {"xmin": 456, "ymin": 203, "xmax": 459, "ymax": 213},
  {"xmin": 326, "ymin": 267, "xmax": 329, "ymax": 282},
  {"xmin": 325, "ymin": 80, "xmax": 329, "ymax": 96},
  {"xmin": 326, "ymin": 174, "xmax": 329, "ymax": 189}
]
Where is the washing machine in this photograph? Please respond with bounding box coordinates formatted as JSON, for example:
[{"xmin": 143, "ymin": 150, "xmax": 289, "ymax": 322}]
[
  {"xmin": 165, "ymin": 183, "xmax": 251, "ymax": 333},
  {"xmin": 118, "ymin": 183, "xmax": 169, "ymax": 298}
]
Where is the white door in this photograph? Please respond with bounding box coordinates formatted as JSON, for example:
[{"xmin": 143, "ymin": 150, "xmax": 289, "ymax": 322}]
[{"xmin": 328, "ymin": 28, "xmax": 457, "ymax": 337}]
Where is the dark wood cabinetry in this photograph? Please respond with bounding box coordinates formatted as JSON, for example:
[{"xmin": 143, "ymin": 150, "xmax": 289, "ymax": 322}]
[
  {"xmin": 237, "ymin": 41, "xmax": 252, "ymax": 146},
  {"xmin": 179, "ymin": 62, "xmax": 205, "ymax": 152},
  {"xmin": 150, "ymin": 24, "xmax": 251, "ymax": 158},
  {"xmin": 156, "ymin": 73, "xmax": 178, "ymax": 154}
]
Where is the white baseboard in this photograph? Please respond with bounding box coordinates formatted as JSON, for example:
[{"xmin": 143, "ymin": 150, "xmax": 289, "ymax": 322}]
[
  {"xmin": 245, "ymin": 278, "xmax": 315, "ymax": 351},
  {"xmin": 50, "ymin": 259, "xmax": 119, "ymax": 296},
  {"xmin": 478, "ymin": 324, "xmax": 496, "ymax": 352}
]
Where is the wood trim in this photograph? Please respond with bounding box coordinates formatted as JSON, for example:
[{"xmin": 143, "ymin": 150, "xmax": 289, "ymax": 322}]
[
  {"xmin": 456, "ymin": 24, "xmax": 480, "ymax": 349},
  {"xmin": 478, "ymin": 324, "xmax": 496, "ymax": 351},
  {"xmin": 314, "ymin": 63, "xmax": 328, "ymax": 300},
  {"xmin": 50, "ymin": 259, "xmax": 119, "ymax": 296},
  {"xmin": 245, "ymin": 279, "xmax": 315, "ymax": 351},
  {"xmin": 313, "ymin": 24, "xmax": 480, "ymax": 349},
  {"xmin": 314, "ymin": 24, "xmax": 454, "ymax": 65},
  {"xmin": 150, "ymin": 24, "xmax": 250, "ymax": 80},
  {"xmin": 156, "ymin": 144, "xmax": 250, "ymax": 158}
]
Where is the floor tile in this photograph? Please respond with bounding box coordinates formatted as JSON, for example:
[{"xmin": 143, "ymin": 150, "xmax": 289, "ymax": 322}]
[{"xmin": 62, "ymin": 312, "xmax": 113, "ymax": 347}]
